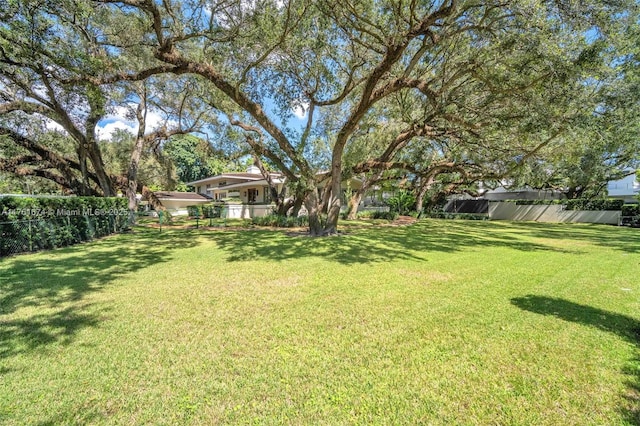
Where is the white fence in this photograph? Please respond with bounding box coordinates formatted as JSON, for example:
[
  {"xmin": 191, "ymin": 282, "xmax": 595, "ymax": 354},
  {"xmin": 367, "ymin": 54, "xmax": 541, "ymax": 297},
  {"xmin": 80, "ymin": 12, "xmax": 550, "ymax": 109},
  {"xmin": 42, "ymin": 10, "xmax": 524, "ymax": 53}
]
[{"xmin": 488, "ymin": 202, "xmax": 621, "ymax": 225}]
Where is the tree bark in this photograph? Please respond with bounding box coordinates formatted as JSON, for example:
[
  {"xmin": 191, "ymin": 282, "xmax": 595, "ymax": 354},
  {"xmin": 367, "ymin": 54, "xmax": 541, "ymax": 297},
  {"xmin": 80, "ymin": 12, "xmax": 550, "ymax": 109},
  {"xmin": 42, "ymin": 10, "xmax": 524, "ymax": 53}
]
[
  {"xmin": 304, "ymin": 189, "xmax": 324, "ymax": 236},
  {"xmin": 291, "ymin": 195, "xmax": 304, "ymax": 217},
  {"xmin": 323, "ymin": 157, "xmax": 343, "ymax": 234},
  {"xmin": 346, "ymin": 191, "xmax": 363, "ymax": 220},
  {"xmin": 126, "ymin": 135, "xmax": 145, "ymax": 224},
  {"xmin": 126, "ymin": 92, "xmax": 150, "ymax": 224},
  {"xmin": 86, "ymin": 137, "xmax": 114, "ymax": 196},
  {"xmin": 415, "ymin": 175, "xmax": 435, "ymax": 213}
]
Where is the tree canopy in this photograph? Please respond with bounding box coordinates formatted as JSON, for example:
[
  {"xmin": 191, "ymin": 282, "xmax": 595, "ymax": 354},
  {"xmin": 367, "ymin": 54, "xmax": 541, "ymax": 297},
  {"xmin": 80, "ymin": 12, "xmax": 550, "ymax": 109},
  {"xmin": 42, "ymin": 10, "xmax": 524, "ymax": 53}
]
[{"xmin": 1, "ymin": 0, "xmax": 638, "ymax": 234}]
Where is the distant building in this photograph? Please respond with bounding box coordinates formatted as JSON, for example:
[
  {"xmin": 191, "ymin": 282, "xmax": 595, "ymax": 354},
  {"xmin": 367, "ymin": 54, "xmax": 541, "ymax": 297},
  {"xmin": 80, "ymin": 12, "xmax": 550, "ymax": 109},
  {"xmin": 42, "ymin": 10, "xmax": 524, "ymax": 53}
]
[{"xmin": 607, "ymin": 173, "xmax": 639, "ymax": 203}]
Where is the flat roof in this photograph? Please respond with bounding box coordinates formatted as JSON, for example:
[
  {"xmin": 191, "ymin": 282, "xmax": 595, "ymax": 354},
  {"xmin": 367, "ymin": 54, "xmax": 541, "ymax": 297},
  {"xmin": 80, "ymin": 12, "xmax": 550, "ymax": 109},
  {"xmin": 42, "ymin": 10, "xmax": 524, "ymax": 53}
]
[
  {"xmin": 153, "ymin": 191, "xmax": 211, "ymax": 201},
  {"xmin": 187, "ymin": 172, "xmax": 282, "ymax": 186}
]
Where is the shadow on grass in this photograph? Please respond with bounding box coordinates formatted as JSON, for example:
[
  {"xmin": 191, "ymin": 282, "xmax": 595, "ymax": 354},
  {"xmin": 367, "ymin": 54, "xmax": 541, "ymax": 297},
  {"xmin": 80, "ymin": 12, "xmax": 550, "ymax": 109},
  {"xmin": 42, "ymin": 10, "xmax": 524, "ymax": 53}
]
[
  {"xmin": 0, "ymin": 227, "xmax": 202, "ymax": 359},
  {"xmin": 511, "ymin": 295, "xmax": 640, "ymax": 424},
  {"xmin": 207, "ymin": 220, "xmax": 580, "ymax": 264}
]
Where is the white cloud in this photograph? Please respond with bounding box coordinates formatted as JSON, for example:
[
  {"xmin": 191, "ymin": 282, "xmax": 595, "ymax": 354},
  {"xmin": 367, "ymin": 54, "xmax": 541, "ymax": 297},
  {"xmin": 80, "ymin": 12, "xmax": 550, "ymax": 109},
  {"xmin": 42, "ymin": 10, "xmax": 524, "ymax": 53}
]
[
  {"xmin": 96, "ymin": 104, "xmax": 177, "ymax": 141},
  {"xmin": 292, "ymin": 101, "xmax": 309, "ymax": 119},
  {"xmin": 96, "ymin": 120, "xmax": 137, "ymax": 141}
]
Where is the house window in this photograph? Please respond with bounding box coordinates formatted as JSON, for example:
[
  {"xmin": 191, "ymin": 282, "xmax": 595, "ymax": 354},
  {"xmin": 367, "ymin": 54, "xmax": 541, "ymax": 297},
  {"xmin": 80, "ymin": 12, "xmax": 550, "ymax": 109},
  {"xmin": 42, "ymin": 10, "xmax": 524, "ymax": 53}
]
[
  {"xmin": 197, "ymin": 186, "xmax": 201, "ymax": 193},
  {"xmin": 263, "ymin": 186, "xmax": 271, "ymax": 203},
  {"xmin": 247, "ymin": 188, "xmax": 258, "ymax": 203}
]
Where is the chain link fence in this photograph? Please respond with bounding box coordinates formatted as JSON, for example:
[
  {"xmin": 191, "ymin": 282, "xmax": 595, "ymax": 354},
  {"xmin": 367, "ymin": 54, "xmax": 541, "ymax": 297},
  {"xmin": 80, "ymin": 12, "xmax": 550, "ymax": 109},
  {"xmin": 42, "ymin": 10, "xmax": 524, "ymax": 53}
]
[{"xmin": 0, "ymin": 214, "xmax": 128, "ymax": 257}]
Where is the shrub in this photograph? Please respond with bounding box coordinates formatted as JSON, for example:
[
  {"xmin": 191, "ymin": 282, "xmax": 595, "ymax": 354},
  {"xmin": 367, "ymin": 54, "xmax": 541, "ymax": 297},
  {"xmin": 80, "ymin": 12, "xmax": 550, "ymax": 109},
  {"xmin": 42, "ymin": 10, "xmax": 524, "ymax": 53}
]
[
  {"xmin": 202, "ymin": 204, "xmax": 223, "ymax": 218},
  {"xmin": 352, "ymin": 210, "xmax": 398, "ymax": 221},
  {"xmin": 386, "ymin": 190, "xmax": 415, "ymax": 215},
  {"xmin": 371, "ymin": 210, "xmax": 399, "ymax": 220},
  {"xmin": 564, "ymin": 199, "xmax": 624, "ymax": 211},
  {"xmin": 511, "ymin": 199, "xmax": 563, "ymax": 205},
  {"xmin": 509, "ymin": 199, "xmax": 624, "ymax": 211},
  {"xmin": 0, "ymin": 196, "xmax": 129, "ymax": 256},
  {"xmin": 427, "ymin": 212, "xmax": 488, "ymax": 221},
  {"xmin": 621, "ymin": 204, "xmax": 640, "ymax": 227},
  {"xmin": 187, "ymin": 205, "xmax": 203, "ymax": 217},
  {"xmin": 187, "ymin": 203, "xmax": 223, "ymax": 218},
  {"xmin": 621, "ymin": 204, "xmax": 640, "ymax": 217}
]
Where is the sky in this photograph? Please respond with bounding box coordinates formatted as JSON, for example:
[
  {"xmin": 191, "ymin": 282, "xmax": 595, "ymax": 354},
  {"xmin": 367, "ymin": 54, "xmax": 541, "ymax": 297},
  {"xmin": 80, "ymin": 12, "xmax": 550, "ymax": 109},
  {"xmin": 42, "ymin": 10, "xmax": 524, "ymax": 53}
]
[
  {"xmin": 95, "ymin": 105, "xmax": 175, "ymax": 141},
  {"xmin": 95, "ymin": 99, "xmax": 309, "ymax": 142}
]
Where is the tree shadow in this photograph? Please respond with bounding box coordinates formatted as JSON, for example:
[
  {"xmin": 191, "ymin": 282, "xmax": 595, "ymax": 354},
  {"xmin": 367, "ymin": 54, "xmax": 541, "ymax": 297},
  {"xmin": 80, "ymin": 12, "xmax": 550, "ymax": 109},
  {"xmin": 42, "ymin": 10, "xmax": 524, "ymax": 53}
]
[
  {"xmin": 0, "ymin": 228, "xmax": 202, "ymax": 359},
  {"xmin": 207, "ymin": 220, "xmax": 579, "ymax": 265},
  {"xmin": 511, "ymin": 295, "xmax": 640, "ymax": 424}
]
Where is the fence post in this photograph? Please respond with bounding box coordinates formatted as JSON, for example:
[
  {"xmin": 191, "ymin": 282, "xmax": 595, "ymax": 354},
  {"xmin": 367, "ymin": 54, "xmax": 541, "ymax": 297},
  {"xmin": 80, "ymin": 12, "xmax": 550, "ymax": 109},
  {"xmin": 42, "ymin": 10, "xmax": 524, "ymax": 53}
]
[{"xmin": 28, "ymin": 219, "xmax": 33, "ymax": 252}]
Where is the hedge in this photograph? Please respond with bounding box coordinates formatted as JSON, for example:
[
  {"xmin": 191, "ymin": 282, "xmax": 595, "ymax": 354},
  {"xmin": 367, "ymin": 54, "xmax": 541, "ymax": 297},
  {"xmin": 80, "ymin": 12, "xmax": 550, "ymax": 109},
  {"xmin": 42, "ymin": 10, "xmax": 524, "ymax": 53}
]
[
  {"xmin": 0, "ymin": 196, "xmax": 129, "ymax": 256},
  {"xmin": 427, "ymin": 212, "xmax": 489, "ymax": 221},
  {"xmin": 564, "ymin": 199, "xmax": 624, "ymax": 211},
  {"xmin": 622, "ymin": 204, "xmax": 640, "ymax": 217},
  {"xmin": 512, "ymin": 199, "xmax": 564, "ymax": 206}
]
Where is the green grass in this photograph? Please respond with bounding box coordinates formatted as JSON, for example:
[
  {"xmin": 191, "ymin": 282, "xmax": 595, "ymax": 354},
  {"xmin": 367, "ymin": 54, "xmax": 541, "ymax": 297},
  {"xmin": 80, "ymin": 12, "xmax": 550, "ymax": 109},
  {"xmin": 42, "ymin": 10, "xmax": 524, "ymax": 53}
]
[{"xmin": 0, "ymin": 220, "xmax": 638, "ymax": 424}]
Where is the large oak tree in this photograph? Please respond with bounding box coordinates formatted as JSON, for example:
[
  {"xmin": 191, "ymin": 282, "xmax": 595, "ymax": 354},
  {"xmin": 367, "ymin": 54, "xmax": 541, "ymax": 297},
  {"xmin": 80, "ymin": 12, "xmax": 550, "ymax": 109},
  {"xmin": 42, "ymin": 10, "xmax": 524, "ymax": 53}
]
[{"xmin": 1, "ymin": 0, "xmax": 638, "ymax": 234}]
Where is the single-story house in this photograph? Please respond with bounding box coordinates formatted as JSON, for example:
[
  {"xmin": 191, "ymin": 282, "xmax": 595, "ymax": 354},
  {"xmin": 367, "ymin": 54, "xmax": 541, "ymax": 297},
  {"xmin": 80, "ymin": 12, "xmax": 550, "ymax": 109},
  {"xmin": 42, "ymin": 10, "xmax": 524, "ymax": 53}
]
[
  {"xmin": 187, "ymin": 165, "xmax": 285, "ymax": 204},
  {"xmin": 482, "ymin": 186, "xmax": 565, "ymax": 201},
  {"xmin": 186, "ymin": 166, "xmax": 363, "ymax": 218},
  {"xmin": 153, "ymin": 191, "xmax": 211, "ymax": 216}
]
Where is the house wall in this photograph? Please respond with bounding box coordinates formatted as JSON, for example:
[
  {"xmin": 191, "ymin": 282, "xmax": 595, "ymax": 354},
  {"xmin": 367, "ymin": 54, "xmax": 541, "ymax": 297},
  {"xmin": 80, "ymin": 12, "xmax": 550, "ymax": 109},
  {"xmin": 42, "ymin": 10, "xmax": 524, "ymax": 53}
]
[
  {"xmin": 607, "ymin": 174, "xmax": 639, "ymax": 202},
  {"xmin": 160, "ymin": 199, "xmax": 210, "ymax": 215},
  {"xmin": 238, "ymin": 186, "xmax": 269, "ymax": 204},
  {"xmin": 488, "ymin": 202, "xmax": 621, "ymax": 225},
  {"xmin": 224, "ymin": 204, "xmax": 275, "ymax": 219}
]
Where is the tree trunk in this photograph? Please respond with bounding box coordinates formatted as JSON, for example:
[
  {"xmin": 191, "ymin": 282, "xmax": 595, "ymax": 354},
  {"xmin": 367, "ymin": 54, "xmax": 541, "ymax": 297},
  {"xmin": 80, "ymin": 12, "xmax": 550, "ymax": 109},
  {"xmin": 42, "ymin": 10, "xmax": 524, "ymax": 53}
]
[
  {"xmin": 346, "ymin": 171, "xmax": 384, "ymax": 220},
  {"xmin": 77, "ymin": 145, "xmax": 92, "ymax": 196},
  {"xmin": 275, "ymin": 198, "xmax": 294, "ymax": 216},
  {"xmin": 324, "ymin": 160, "xmax": 343, "ymax": 234},
  {"xmin": 415, "ymin": 176, "xmax": 434, "ymax": 213},
  {"xmin": 291, "ymin": 194, "xmax": 304, "ymax": 217},
  {"xmin": 86, "ymin": 137, "xmax": 114, "ymax": 196},
  {"xmin": 304, "ymin": 190, "xmax": 324, "ymax": 236},
  {"xmin": 126, "ymin": 93, "xmax": 150, "ymax": 224},
  {"xmin": 126, "ymin": 134, "xmax": 146, "ymax": 225},
  {"xmin": 346, "ymin": 191, "xmax": 363, "ymax": 220}
]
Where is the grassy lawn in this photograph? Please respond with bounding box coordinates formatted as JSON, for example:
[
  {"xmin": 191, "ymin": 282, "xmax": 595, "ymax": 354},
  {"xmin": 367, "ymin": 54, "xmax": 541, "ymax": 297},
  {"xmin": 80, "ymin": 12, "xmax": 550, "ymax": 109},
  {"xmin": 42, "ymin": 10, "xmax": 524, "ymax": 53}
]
[{"xmin": 0, "ymin": 220, "xmax": 638, "ymax": 424}]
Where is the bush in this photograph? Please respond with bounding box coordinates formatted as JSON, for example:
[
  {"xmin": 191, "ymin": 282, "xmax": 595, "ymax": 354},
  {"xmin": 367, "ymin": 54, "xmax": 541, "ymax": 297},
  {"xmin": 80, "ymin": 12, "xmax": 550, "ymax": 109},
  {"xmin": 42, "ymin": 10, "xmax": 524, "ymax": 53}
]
[
  {"xmin": 386, "ymin": 190, "xmax": 415, "ymax": 215},
  {"xmin": 371, "ymin": 211, "xmax": 399, "ymax": 220},
  {"xmin": 202, "ymin": 204, "xmax": 223, "ymax": 218},
  {"xmin": 427, "ymin": 212, "xmax": 489, "ymax": 221},
  {"xmin": 355, "ymin": 210, "xmax": 375, "ymax": 219},
  {"xmin": 187, "ymin": 203, "xmax": 223, "ymax": 218},
  {"xmin": 621, "ymin": 204, "xmax": 640, "ymax": 227},
  {"xmin": 187, "ymin": 205, "xmax": 203, "ymax": 217},
  {"xmin": 564, "ymin": 199, "xmax": 624, "ymax": 211},
  {"xmin": 511, "ymin": 199, "xmax": 563, "ymax": 205},
  {"xmin": 621, "ymin": 204, "xmax": 640, "ymax": 217},
  {"xmin": 509, "ymin": 199, "xmax": 624, "ymax": 211},
  {"xmin": 0, "ymin": 196, "xmax": 129, "ymax": 256}
]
